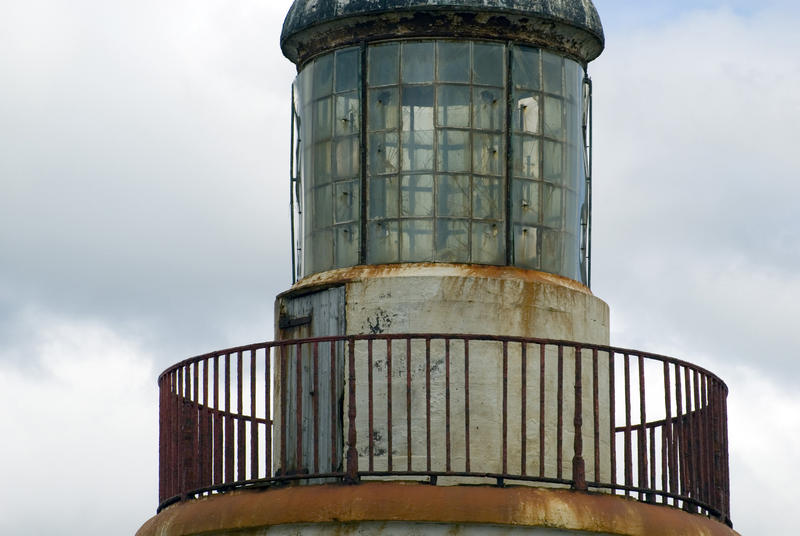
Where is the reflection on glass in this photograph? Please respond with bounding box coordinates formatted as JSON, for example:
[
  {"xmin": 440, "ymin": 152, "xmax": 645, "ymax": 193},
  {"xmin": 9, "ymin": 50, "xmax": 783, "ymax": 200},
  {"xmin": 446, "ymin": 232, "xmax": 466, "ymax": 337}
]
[
  {"xmin": 313, "ymin": 97, "xmax": 332, "ymax": 141},
  {"xmin": 514, "ymin": 225, "xmax": 538, "ymax": 269},
  {"xmin": 541, "ymin": 230, "xmax": 562, "ymax": 273},
  {"xmin": 515, "ymin": 92, "xmax": 539, "ymax": 133},
  {"xmin": 436, "ymin": 220, "xmax": 469, "ymax": 262},
  {"xmin": 543, "ymin": 96, "xmax": 564, "ymax": 138},
  {"xmin": 401, "ymin": 220, "xmax": 434, "ymax": 261},
  {"xmin": 543, "ymin": 140, "xmax": 563, "ymax": 182},
  {"xmin": 312, "ymin": 140, "xmax": 332, "ymax": 182},
  {"xmin": 401, "ymin": 175, "xmax": 434, "ymax": 217},
  {"xmin": 402, "ymin": 42, "xmax": 435, "ymax": 83},
  {"xmin": 402, "ymin": 86, "xmax": 434, "ymax": 131},
  {"xmin": 401, "ymin": 131, "xmax": 434, "ymax": 171},
  {"xmin": 335, "ymin": 224, "xmax": 359, "ymax": 266},
  {"xmin": 369, "ymin": 132, "xmax": 399, "ymax": 175},
  {"xmin": 369, "ymin": 176, "xmax": 399, "ymax": 219},
  {"xmin": 368, "ymin": 221, "xmax": 400, "ymax": 263},
  {"xmin": 369, "ymin": 43, "xmax": 399, "ymax": 86},
  {"xmin": 335, "ymin": 48, "xmax": 360, "ymax": 93},
  {"xmin": 542, "ymin": 183, "xmax": 562, "ymax": 227},
  {"xmin": 513, "ymin": 136, "xmax": 539, "ymax": 179},
  {"xmin": 334, "ymin": 180, "xmax": 359, "ymax": 223},
  {"xmin": 542, "ymin": 51, "xmax": 563, "ymax": 95},
  {"xmin": 473, "ymin": 177, "xmax": 502, "ymax": 219},
  {"xmin": 438, "ymin": 42, "xmax": 470, "ymax": 83},
  {"xmin": 473, "ymin": 43, "xmax": 504, "ymax": 86},
  {"xmin": 473, "ymin": 133, "xmax": 502, "ymax": 176},
  {"xmin": 313, "ymin": 185, "xmax": 332, "ymax": 229},
  {"xmin": 334, "ymin": 135, "xmax": 359, "ymax": 178},
  {"xmin": 437, "ymin": 175, "xmax": 470, "ymax": 217},
  {"xmin": 512, "ymin": 179, "xmax": 539, "ymax": 225},
  {"xmin": 513, "ymin": 46, "xmax": 540, "ymax": 90},
  {"xmin": 310, "ymin": 228, "xmax": 333, "ymax": 273},
  {"xmin": 335, "ymin": 92, "xmax": 360, "ymax": 135},
  {"xmin": 437, "ymin": 85, "xmax": 470, "ymax": 128},
  {"xmin": 472, "ymin": 222, "xmax": 504, "ymax": 264},
  {"xmin": 313, "ymin": 54, "xmax": 333, "ymax": 98},
  {"xmin": 473, "ymin": 87, "xmax": 504, "ymax": 131},
  {"xmin": 437, "ymin": 130, "xmax": 470, "ymax": 173},
  {"xmin": 368, "ymin": 88, "xmax": 399, "ymax": 131}
]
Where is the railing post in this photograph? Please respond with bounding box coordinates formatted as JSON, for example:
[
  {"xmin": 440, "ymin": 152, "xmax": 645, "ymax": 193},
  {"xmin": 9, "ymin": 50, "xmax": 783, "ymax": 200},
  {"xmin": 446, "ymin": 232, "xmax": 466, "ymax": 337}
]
[
  {"xmin": 572, "ymin": 345, "xmax": 587, "ymax": 490},
  {"xmin": 346, "ymin": 337, "xmax": 360, "ymax": 484}
]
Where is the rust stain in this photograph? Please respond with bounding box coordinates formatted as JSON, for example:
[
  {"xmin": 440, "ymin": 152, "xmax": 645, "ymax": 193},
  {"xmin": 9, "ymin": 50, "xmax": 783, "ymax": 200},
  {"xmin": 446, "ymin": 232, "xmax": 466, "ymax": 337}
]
[
  {"xmin": 286, "ymin": 263, "xmax": 593, "ymax": 298},
  {"xmin": 137, "ymin": 483, "xmax": 739, "ymax": 536}
]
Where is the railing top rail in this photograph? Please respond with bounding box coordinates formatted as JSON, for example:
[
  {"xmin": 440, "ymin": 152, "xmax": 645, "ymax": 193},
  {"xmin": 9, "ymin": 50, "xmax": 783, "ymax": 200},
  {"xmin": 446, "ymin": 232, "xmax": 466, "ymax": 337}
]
[{"xmin": 159, "ymin": 333, "xmax": 728, "ymax": 390}]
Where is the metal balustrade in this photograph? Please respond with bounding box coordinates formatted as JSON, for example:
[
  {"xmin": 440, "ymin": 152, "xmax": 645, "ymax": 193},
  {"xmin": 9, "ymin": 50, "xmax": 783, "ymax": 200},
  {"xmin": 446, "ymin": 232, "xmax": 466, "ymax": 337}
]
[{"xmin": 157, "ymin": 334, "xmax": 730, "ymax": 526}]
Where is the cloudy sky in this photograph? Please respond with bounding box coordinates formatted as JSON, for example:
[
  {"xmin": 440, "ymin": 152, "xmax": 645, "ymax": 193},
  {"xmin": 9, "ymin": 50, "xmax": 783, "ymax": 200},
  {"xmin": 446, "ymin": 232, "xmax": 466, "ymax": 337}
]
[{"xmin": 0, "ymin": 0, "xmax": 797, "ymax": 534}]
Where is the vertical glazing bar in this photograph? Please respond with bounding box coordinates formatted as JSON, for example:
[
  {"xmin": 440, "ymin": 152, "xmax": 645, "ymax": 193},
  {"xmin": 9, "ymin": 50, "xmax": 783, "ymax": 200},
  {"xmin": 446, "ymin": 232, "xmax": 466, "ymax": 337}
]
[
  {"xmin": 346, "ymin": 338, "xmax": 359, "ymax": 482},
  {"xmin": 312, "ymin": 342, "xmax": 319, "ymax": 474},
  {"xmin": 521, "ymin": 343, "xmax": 527, "ymax": 476},
  {"xmin": 387, "ymin": 339, "xmax": 393, "ymax": 472},
  {"xmin": 464, "ymin": 339, "xmax": 471, "ymax": 472},
  {"xmin": 406, "ymin": 338, "xmax": 412, "ymax": 471},
  {"xmin": 368, "ymin": 339, "xmax": 374, "ymax": 472},
  {"xmin": 539, "ymin": 344, "xmax": 546, "ymax": 478},
  {"xmin": 445, "ymin": 338, "xmax": 452, "ymax": 472},
  {"xmin": 225, "ymin": 354, "xmax": 234, "ymax": 484},
  {"xmin": 280, "ymin": 346, "xmax": 288, "ymax": 477},
  {"xmin": 609, "ymin": 352, "xmax": 616, "ymax": 488},
  {"xmin": 592, "ymin": 348, "xmax": 600, "ymax": 482},
  {"xmin": 265, "ymin": 346, "xmax": 272, "ymax": 479},
  {"xmin": 638, "ymin": 354, "xmax": 647, "ymax": 500},
  {"xmin": 502, "ymin": 340, "xmax": 508, "ymax": 476},
  {"xmin": 557, "ymin": 345, "xmax": 564, "ymax": 480},
  {"xmin": 573, "ymin": 345, "xmax": 586, "ymax": 490},
  {"xmin": 295, "ymin": 345, "xmax": 303, "ymax": 476},
  {"xmin": 426, "ymin": 337, "xmax": 432, "ymax": 472},
  {"xmin": 238, "ymin": 351, "xmax": 245, "ymax": 481},
  {"xmin": 250, "ymin": 350, "xmax": 258, "ymax": 480},
  {"xmin": 624, "ymin": 353, "xmax": 632, "ymax": 495},
  {"xmin": 214, "ymin": 356, "xmax": 222, "ymax": 485}
]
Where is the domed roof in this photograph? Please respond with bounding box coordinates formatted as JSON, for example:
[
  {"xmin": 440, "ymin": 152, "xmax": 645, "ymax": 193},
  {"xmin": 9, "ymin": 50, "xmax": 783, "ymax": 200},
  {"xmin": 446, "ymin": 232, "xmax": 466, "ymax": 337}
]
[{"xmin": 281, "ymin": 0, "xmax": 604, "ymax": 65}]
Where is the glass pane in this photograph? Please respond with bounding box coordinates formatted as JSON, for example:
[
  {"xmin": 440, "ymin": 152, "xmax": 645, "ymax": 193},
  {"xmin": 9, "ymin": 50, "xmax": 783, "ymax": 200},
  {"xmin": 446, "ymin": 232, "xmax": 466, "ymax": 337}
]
[
  {"xmin": 402, "ymin": 42, "xmax": 434, "ymax": 83},
  {"xmin": 312, "ymin": 97, "xmax": 332, "ymax": 141},
  {"xmin": 312, "ymin": 141, "xmax": 332, "ymax": 184},
  {"xmin": 473, "ymin": 133, "xmax": 503, "ymax": 176},
  {"xmin": 565, "ymin": 189, "xmax": 579, "ymax": 234},
  {"xmin": 335, "ymin": 48, "xmax": 360, "ymax": 93},
  {"xmin": 436, "ymin": 220, "xmax": 469, "ymax": 263},
  {"xmin": 368, "ymin": 88, "xmax": 399, "ymax": 131},
  {"xmin": 401, "ymin": 219, "xmax": 434, "ymax": 261},
  {"xmin": 542, "ymin": 183, "xmax": 562, "ymax": 228},
  {"xmin": 473, "ymin": 177, "xmax": 503, "ymax": 220},
  {"xmin": 513, "ymin": 136, "xmax": 539, "ymax": 179},
  {"xmin": 513, "ymin": 225, "xmax": 538, "ymax": 269},
  {"xmin": 334, "ymin": 135, "xmax": 359, "ymax": 178},
  {"xmin": 541, "ymin": 230, "xmax": 563, "ymax": 273},
  {"xmin": 334, "ymin": 223, "xmax": 359, "ymax": 266},
  {"xmin": 401, "ymin": 131, "xmax": 434, "ymax": 171},
  {"xmin": 544, "ymin": 96, "xmax": 564, "ymax": 138},
  {"xmin": 369, "ymin": 43, "xmax": 399, "ymax": 86},
  {"xmin": 401, "ymin": 174, "xmax": 434, "ymax": 217},
  {"xmin": 563, "ymin": 231, "xmax": 579, "ymax": 280},
  {"xmin": 437, "ymin": 130, "xmax": 470, "ymax": 173},
  {"xmin": 368, "ymin": 220, "xmax": 400, "ymax": 263},
  {"xmin": 312, "ymin": 54, "xmax": 333, "ymax": 99},
  {"xmin": 436, "ymin": 175, "xmax": 470, "ymax": 217},
  {"xmin": 310, "ymin": 228, "xmax": 333, "ymax": 272},
  {"xmin": 402, "ymin": 86, "xmax": 434, "ymax": 131},
  {"xmin": 437, "ymin": 42, "xmax": 470, "ymax": 83},
  {"xmin": 334, "ymin": 179, "xmax": 360, "ymax": 224},
  {"xmin": 565, "ymin": 60, "xmax": 581, "ymax": 102},
  {"xmin": 543, "ymin": 140, "xmax": 563, "ymax": 183},
  {"xmin": 437, "ymin": 85, "xmax": 470, "ymax": 128},
  {"xmin": 368, "ymin": 132, "xmax": 399, "ymax": 175},
  {"xmin": 513, "ymin": 46, "xmax": 539, "ymax": 90},
  {"xmin": 472, "ymin": 222, "xmax": 504, "ymax": 264},
  {"xmin": 512, "ymin": 179, "xmax": 539, "ymax": 225},
  {"xmin": 473, "ymin": 87, "xmax": 504, "ymax": 131},
  {"xmin": 514, "ymin": 91, "xmax": 539, "ymax": 134},
  {"xmin": 299, "ymin": 63, "xmax": 314, "ymax": 105},
  {"xmin": 473, "ymin": 43, "xmax": 504, "ymax": 86},
  {"xmin": 313, "ymin": 184, "xmax": 332, "ymax": 229},
  {"xmin": 335, "ymin": 92, "xmax": 360, "ymax": 136},
  {"xmin": 542, "ymin": 51, "xmax": 563, "ymax": 95},
  {"xmin": 369, "ymin": 176, "xmax": 399, "ymax": 219}
]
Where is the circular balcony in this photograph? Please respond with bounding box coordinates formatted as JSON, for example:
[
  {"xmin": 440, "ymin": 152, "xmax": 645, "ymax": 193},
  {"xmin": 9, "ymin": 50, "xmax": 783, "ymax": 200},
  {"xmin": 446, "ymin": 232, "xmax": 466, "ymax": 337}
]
[{"xmin": 155, "ymin": 333, "xmax": 731, "ymax": 527}]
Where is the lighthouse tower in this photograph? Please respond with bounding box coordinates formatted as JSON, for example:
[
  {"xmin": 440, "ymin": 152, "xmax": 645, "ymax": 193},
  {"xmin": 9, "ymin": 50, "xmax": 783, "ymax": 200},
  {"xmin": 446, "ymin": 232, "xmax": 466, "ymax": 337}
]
[{"xmin": 138, "ymin": 2, "xmax": 737, "ymax": 536}]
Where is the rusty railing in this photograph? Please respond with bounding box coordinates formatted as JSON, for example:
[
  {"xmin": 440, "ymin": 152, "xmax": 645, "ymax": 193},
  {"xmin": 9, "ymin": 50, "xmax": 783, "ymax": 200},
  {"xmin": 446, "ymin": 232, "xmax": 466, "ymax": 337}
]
[{"xmin": 157, "ymin": 334, "xmax": 730, "ymax": 526}]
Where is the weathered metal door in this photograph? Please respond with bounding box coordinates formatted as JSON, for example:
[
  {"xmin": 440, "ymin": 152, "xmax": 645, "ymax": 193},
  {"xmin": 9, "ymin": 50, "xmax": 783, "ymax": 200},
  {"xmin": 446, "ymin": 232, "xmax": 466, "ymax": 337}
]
[{"xmin": 277, "ymin": 286, "xmax": 345, "ymax": 478}]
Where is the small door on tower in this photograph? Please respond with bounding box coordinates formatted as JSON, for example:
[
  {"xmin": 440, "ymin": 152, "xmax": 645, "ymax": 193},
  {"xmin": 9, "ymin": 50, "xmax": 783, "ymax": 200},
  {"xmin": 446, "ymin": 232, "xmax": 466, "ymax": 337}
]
[{"xmin": 276, "ymin": 286, "xmax": 345, "ymax": 479}]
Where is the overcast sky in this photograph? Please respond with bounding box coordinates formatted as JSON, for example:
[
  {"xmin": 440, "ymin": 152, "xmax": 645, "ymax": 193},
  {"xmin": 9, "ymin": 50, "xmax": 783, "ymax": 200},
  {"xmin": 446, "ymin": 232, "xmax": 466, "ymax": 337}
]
[{"xmin": 0, "ymin": 1, "xmax": 797, "ymax": 534}]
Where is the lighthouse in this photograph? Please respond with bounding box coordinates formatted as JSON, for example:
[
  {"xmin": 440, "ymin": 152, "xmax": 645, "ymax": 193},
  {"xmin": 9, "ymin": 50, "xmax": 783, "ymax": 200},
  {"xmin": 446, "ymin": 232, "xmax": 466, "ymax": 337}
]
[{"xmin": 137, "ymin": 2, "xmax": 737, "ymax": 535}]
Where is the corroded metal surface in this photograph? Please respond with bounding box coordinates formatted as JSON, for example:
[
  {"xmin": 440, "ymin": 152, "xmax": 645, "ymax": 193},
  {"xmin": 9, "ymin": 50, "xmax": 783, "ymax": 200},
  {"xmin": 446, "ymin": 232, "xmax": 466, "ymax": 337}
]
[
  {"xmin": 154, "ymin": 334, "xmax": 730, "ymax": 524},
  {"xmin": 281, "ymin": 0, "xmax": 605, "ymax": 65},
  {"xmin": 137, "ymin": 482, "xmax": 739, "ymax": 536}
]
